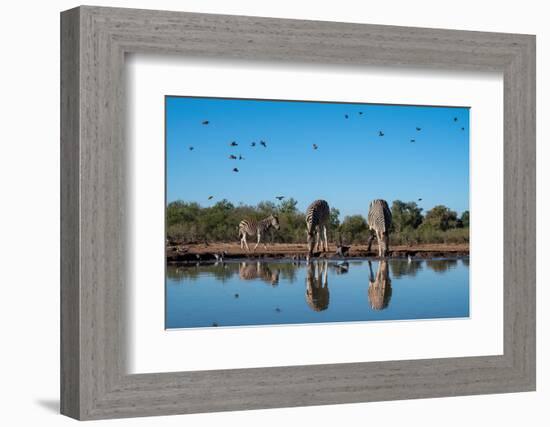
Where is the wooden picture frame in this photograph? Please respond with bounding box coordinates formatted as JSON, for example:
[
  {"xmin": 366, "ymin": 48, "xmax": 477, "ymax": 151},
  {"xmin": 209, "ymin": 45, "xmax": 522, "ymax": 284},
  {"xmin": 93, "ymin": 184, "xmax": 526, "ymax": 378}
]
[{"xmin": 60, "ymin": 5, "xmax": 536, "ymax": 420}]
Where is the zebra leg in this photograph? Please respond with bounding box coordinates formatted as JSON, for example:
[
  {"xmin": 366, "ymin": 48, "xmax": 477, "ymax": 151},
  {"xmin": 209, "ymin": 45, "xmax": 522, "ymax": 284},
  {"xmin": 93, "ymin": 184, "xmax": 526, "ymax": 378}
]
[
  {"xmin": 323, "ymin": 225, "xmax": 328, "ymax": 252},
  {"xmin": 243, "ymin": 234, "xmax": 250, "ymax": 252},
  {"xmin": 376, "ymin": 230, "xmax": 382, "ymax": 257},
  {"xmin": 367, "ymin": 232, "xmax": 374, "ymax": 252},
  {"xmin": 253, "ymin": 232, "xmax": 261, "ymax": 251},
  {"xmin": 315, "ymin": 229, "xmax": 321, "ymax": 252}
]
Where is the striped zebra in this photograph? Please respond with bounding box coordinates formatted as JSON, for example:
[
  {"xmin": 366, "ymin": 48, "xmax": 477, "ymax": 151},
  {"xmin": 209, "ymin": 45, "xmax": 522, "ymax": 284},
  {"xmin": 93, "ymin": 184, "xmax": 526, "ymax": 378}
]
[
  {"xmin": 367, "ymin": 199, "xmax": 392, "ymax": 257},
  {"xmin": 238, "ymin": 214, "xmax": 280, "ymax": 252},
  {"xmin": 239, "ymin": 262, "xmax": 280, "ymax": 286},
  {"xmin": 368, "ymin": 260, "xmax": 392, "ymax": 310},
  {"xmin": 306, "ymin": 199, "xmax": 330, "ymax": 255},
  {"xmin": 305, "ymin": 260, "xmax": 329, "ymax": 311}
]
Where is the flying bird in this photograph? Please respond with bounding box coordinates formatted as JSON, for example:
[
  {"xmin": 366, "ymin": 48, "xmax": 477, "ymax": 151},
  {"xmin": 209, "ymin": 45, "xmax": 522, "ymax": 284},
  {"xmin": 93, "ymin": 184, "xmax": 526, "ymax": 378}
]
[
  {"xmin": 453, "ymin": 117, "xmax": 458, "ymax": 122},
  {"xmin": 410, "ymin": 139, "xmax": 415, "ymax": 143},
  {"xmin": 189, "ymin": 146, "xmax": 194, "ymax": 151},
  {"xmin": 378, "ymin": 131, "xmax": 385, "ymax": 137},
  {"xmin": 239, "ymin": 155, "xmax": 245, "ymax": 160},
  {"xmin": 345, "ymin": 114, "xmax": 349, "ymax": 119},
  {"xmin": 208, "ymin": 196, "xmax": 214, "ymax": 200},
  {"xmin": 232, "ymin": 168, "xmax": 239, "ymax": 173},
  {"xmin": 230, "ymin": 141, "xmax": 238, "ymax": 147},
  {"xmin": 250, "ymin": 142, "xmax": 256, "ymax": 147},
  {"xmin": 418, "ymin": 198, "xmax": 422, "ymax": 201},
  {"xmin": 359, "ymin": 112, "xmax": 363, "ymax": 115},
  {"xmin": 416, "ymin": 127, "xmax": 421, "ymax": 131},
  {"xmin": 229, "ymin": 155, "xmax": 237, "ymax": 160},
  {"xmin": 260, "ymin": 141, "xmax": 267, "ymax": 148},
  {"xmin": 313, "ymin": 144, "xmax": 318, "ymax": 150},
  {"xmin": 202, "ymin": 120, "xmax": 209, "ymax": 125},
  {"xmin": 461, "ymin": 127, "xmax": 465, "ymax": 131},
  {"xmin": 275, "ymin": 196, "xmax": 285, "ymax": 201}
]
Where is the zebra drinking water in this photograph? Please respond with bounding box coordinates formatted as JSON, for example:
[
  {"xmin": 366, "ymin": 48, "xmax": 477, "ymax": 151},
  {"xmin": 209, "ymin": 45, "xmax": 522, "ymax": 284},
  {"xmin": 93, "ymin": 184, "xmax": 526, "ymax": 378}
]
[
  {"xmin": 238, "ymin": 214, "xmax": 280, "ymax": 252},
  {"xmin": 306, "ymin": 199, "xmax": 330, "ymax": 256},
  {"xmin": 367, "ymin": 199, "xmax": 392, "ymax": 257}
]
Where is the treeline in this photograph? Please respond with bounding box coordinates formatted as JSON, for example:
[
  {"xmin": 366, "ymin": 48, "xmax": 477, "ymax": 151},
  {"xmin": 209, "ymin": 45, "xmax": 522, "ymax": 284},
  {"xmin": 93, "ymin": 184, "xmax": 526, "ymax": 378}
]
[{"xmin": 166, "ymin": 198, "xmax": 469, "ymax": 245}]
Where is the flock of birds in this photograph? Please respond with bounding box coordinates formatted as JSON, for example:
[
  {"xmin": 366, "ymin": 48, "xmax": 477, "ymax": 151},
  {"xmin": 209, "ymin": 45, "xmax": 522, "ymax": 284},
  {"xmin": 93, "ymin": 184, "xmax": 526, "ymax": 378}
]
[{"xmin": 186, "ymin": 111, "xmax": 465, "ymax": 202}]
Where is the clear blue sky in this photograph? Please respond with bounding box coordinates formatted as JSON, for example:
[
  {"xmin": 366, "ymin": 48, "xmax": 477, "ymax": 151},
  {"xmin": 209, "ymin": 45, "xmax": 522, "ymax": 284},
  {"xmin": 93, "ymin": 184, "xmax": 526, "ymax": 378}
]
[{"xmin": 166, "ymin": 96, "xmax": 469, "ymax": 219}]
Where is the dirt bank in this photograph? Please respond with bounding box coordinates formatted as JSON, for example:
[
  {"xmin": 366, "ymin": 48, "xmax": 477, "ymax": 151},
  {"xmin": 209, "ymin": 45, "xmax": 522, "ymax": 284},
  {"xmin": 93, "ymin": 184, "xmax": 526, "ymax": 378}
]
[{"xmin": 166, "ymin": 242, "xmax": 469, "ymax": 263}]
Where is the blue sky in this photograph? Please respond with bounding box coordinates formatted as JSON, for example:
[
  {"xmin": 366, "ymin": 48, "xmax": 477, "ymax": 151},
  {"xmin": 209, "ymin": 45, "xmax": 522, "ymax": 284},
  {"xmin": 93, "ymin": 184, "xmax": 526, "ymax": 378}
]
[{"xmin": 166, "ymin": 96, "xmax": 469, "ymax": 219}]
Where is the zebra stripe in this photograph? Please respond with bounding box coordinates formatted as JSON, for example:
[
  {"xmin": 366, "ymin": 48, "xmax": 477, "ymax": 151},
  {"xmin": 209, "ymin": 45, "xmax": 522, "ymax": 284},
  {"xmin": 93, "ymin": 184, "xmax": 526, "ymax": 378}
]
[
  {"xmin": 306, "ymin": 200, "xmax": 330, "ymax": 232},
  {"xmin": 367, "ymin": 199, "xmax": 392, "ymax": 232},
  {"xmin": 305, "ymin": 200, "xmax": 330, "ymax": 254},
  {"xmin": 238, "ymin": 216, "xmax": 278, "ymax": 237},
  {"xmin": 238, "ymin": 214, "xmax": 280, "ymax": 252},
  {"xmin": 367, "ymin": 199, "xmax": 392, "ymax": 257}
]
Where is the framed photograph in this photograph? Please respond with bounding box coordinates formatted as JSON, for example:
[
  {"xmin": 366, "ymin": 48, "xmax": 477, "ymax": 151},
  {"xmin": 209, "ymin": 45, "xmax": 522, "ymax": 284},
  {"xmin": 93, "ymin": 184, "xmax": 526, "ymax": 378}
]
[{"xmin": 61, "ymin": 6, "xmax": 536, "ymax": 420}]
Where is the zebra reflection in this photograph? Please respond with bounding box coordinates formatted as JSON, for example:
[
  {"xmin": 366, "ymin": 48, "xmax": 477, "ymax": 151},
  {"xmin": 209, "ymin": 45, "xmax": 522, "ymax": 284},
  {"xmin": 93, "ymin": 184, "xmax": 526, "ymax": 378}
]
[
  {"xmin": 239, "ymin": 262, "xmax": 280, "ymax": 286},
  {"xmin": 305, "ymin": 260, "xmax": 329, "ymax": 311},
  {"xmin": 368, "ymin": 260, "xmax": 392, "ymax": 310}
]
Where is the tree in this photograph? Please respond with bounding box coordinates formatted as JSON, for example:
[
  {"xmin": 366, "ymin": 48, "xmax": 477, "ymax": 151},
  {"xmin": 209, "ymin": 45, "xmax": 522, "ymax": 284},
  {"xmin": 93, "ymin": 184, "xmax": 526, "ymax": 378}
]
[
  {"xmin": 329, "ymin": 207, "xmax": 341, "ymax": 229},
  {"xmin": 460, "ymin": 210, "xmax": 470, "ymax": 228},
  {"xmin": 339, "ymin": 215, "xmax": 369, "ymax": 243},
  {"xmin": 278, "ymin": 198, "xmax": 298, "ymax": 214},
  {"xmin": 423, "ymin": 205, "xmax": 458, "ymax": 231},
  {"xmin": 391, "ymin": 200, "xmax": 423, "ymax": 232}
]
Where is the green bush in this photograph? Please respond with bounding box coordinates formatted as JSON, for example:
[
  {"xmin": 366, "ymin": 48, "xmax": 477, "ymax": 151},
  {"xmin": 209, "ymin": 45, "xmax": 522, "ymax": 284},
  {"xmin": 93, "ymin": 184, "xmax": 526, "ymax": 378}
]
[{"xmin": 166, "ymin": 198, "xmax": 470, "ymax": 245}]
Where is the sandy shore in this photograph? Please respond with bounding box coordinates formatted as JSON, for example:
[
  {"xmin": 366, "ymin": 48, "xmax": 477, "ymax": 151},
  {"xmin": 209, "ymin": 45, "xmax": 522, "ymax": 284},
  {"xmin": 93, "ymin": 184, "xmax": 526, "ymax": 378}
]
[{"xmin": 167, "ymin": 242, "xmax": 469, "ymax": 263}]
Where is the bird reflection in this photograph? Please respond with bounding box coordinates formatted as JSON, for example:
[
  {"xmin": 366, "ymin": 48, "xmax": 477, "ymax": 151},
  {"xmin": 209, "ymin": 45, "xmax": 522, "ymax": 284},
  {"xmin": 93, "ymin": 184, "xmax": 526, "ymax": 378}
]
[
  {"xmin": 368, "ymin": 260, "xmax": 392, "ymax": 310},
  {"xmin": 305, "ymin": 260, "xmax": 329, "ymax": 312},
  {"xmin": 239, "ymin": 262, "xmax": 280, "ymax": 286}
]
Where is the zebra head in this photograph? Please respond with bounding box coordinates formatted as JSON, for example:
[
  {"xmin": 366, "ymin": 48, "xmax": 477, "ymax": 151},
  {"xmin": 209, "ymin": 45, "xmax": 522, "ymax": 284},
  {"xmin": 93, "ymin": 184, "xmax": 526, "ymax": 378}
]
[{"xmin": 269, "ymin": 214, "xmax": 281, "ymax": 230}]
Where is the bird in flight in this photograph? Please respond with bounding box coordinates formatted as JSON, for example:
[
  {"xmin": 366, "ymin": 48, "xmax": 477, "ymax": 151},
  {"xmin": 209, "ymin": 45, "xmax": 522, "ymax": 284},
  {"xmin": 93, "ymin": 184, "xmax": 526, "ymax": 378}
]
[
  {"xmin": 418, "ymin": 198, "xmax": 422, "ymax": 201},
  {"xmin": 239, "ymin": 155, "xmax": 245, "ymax": 160},
  {"xmin": 230, "ymin": 141, "xmax": 238, "ymax": 147},
  {"xmin": 410, "ymin": 139, "xmax": 415, "ymax": 143},
  {"xmin": 251, "ymin": 142, "xmax": 256, "ymax": 147},
  {"xmin": 275, "ymin": 196, "xmax": 285, "ymax": 201},
  {"xmin": 229, "ymin": 154, "xmax": 237, "ymax": 160},
  {"xmin": 208, "ymin": 196, "xmax": 214, "ymax": 200},
  {"xmin": 202, "ymin": 120, "xmax": 209, "ymax": 125},
  {"xmin": 461, "ymin": 127, "xmax": 465, "ymax": 131},
  {"xmin": 189, "ymin": 146, "xmax": 194, "ymax": 151},
  {"xmin": 379, "ymin": 131, "xmax": 385, "ymax": 137},
  {"xmin": 359, "ymin": 112, "xmax": 363, "ymax": 115},
  {"xmin": 416, "ymin": 127, "xmax": 421, "ymax": 131},
  {"xmin": 260, "ymin": 141, "xmax": 267, "ymax": 148},
  {"xmin": 453, "ymin": 117, "xmax": 458, "ymax": 122},
  {"xmin": 232, "ymin": 168, "xmax": 239, "ymax": 173},
  {"xmin": 313, "ymin": 144, "xmax": 318, "ymax": 150},
  {"xmin": 345, "ymin": 114, "xmax": 349, "ymax": 119}
]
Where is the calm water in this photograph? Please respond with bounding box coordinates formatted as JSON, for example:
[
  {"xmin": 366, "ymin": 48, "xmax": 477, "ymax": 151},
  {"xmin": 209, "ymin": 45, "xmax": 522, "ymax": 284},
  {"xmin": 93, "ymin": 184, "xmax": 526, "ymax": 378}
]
[{"xmin": 166, "ymin": 258, "xmax": 469, "ymax": 329}]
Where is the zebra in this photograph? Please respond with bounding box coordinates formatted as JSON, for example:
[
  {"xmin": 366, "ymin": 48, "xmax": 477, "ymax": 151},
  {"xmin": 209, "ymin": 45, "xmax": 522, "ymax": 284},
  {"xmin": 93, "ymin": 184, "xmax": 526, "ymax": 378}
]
[
  {"xmin": 239, "ymin": 261, "xmax": 280, "ymax": 286},
  {"xmin": 305, "ymin": 260, "xmax": 330, "ymax": 311},
  {"xmin": 367, "ymin": 260, "xmax": 392, "ymax": 310},
  {"xmin": 367, "ymin": 199, "xmax": 392, "ymax": 257},
  {"xmin": 238, "ymin": 214, "xmax": 280, "ymax": 252},
  {"xmin": 305, "ymin": 199, "xmax": 330, "ymax": 256}
]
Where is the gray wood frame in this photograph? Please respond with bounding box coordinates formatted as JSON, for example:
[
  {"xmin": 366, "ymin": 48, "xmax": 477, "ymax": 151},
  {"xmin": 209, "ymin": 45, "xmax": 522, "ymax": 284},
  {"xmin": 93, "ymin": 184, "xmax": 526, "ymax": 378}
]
[{"xmin": 61, "ymin": 5, "xmax": 536, "ymax": 420}]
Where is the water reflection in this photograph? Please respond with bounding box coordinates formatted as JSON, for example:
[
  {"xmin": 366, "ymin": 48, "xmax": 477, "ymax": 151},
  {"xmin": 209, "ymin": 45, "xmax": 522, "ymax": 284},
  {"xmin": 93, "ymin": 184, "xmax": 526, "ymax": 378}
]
[
  {"xmin": 368, "ymin": 260, "xmax": 392, "ymax": 310},
  {"xmin": 426, "ymin": 259, "xmax": 458, "ymax": 274},
  {"xmin": 390, "ymin": 259, "xmax": 422, "ymax": 278},
  {"xmin": 239, "ymin": 261, "xmax": 280, "ymax": 286},
  {"xmin": 305, "ymin": 261, "xmax": 330, "ymax": 311},
  {"xmin": 166, "ymin": 258, "xmax": 469, "ymax": 328}
]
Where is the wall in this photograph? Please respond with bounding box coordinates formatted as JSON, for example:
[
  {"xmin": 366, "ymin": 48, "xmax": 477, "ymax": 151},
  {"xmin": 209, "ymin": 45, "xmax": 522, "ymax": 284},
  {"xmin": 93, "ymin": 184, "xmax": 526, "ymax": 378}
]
[{"xmin": 0, "ymin": 0, "xmax": 546, "ymax": 425}]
